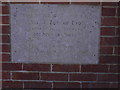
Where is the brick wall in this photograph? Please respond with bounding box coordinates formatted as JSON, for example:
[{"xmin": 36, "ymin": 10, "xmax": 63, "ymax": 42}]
[{"xmin": 1, "ymin": 2, "xmax": 119, "ymax": 89}]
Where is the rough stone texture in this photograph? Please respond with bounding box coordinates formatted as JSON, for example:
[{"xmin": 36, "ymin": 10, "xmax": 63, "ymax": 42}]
[{"xmin": 10, "ymin": 4, "xmax": 101, "ymax": 64}]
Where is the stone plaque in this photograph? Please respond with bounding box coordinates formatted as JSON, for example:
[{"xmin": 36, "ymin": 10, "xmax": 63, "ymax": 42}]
[{"xmin": 10, "ymin": 4, "xmax": 101, "ymax": 64}]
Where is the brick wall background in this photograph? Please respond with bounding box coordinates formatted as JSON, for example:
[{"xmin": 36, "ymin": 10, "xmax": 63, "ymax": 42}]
[{"xmin": 1, "ymin": 2, "xmax": 119, "ymax": 89}]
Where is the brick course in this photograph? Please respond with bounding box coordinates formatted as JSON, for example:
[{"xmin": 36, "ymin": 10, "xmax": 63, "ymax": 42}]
[{"xmin": 70, "ymin": 73, "xmax": 97, "ymax": 81}]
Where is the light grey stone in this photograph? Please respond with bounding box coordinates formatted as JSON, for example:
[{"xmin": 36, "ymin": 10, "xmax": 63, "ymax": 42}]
[{"xmin": 10, "ymin": 4, "xmax": 101, "ymax": 64}]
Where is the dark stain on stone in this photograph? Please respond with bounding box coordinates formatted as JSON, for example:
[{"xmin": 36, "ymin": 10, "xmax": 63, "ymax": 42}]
[{"xmin": 57, "ymin": 33, "xmax": 60, "ymax": 36}]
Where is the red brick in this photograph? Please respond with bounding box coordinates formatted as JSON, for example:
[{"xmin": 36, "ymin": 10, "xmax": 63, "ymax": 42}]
[
  {"xmin": 118, "ymin": 7, "xmax": 120, "ymax": 16},
  {"xmin": 109, "ymin": 83, "xmax": 119, "ymax": 88},
  {"xmin": 98, "ymin": 74, "xmax": 118, "ymax": 82},
  {"xmin": 2, "ymin": 44, "xmax": 10, "ymax": 52},
  {"xmin": 70, "ymin": 74, "xmax": 97, "ymax": 81},
  {"xmin": 100, "ymin": 46, "xmax": 113, "ymax": 54},
  {"xmin": 2, "ymin": 63, "xmax": 22, "ymax": 71},
  {"xmin": 70, "ymin": 2, "xmax": 100, "ymax": 5},
  {"xmin": 118, "ymin": 18, "xmax": 120, "ymax": 26},
  {"xmin": 109, "ymin": 65, "xmax": 119, "ymax": 73},
  {"xmin": 101, "ymin": 27, "xmax": 115, "ymax": 36},
  {"xmin": 2, "ymin": 54, "xmax": 11, "ymax": 62},
  {"xmin": 53, "ymin": 82, "xmax": 80, "ymax": 88},
  {"xmin": 114, "ymin": 46, "xmax": 120, "ymax": 54},
  {"xmin": 23, "ymin": 64, "xmax": 50, "ymax": 71},
  {"xmin": 116, "ymin": 27, "xmax": 120, "ymax": 36},
  {"xmin": 2, "ymin": 35, "xmax": 10, "ymax": 43},
  {"xmin": 1, "ymin": 5, "xmax": 9, "ymax": 14},
  {"xmin": 102, "ymin": 2, "xmax": 118, "ymax": 6},
  {"xmin": 41, "ymin": 73, "xmax": 68, "ymax": 81},
  {"xmin": 82, "ymin": 83, "xmax": 111, "ymax": 88},
  {"xmin": 12, "ymin": 72, "xmax": 39, "ymax": 80},
  {"xmin": 100, "ymin": 56, "xmax": 118, "ymax": 64},
  {"xmin": 118, "ymin": 37, "xmax": 120, "ymax": 45},
  {"xmin": 101, "ymin": 17, "xmax": 118, "ymax": 26},
  {"xmin": 0, "ymin": 16, "xmax": 9, "ymax": 24},
  {"xmin": 2, "ymin": 72, "xmax": 10, "ymax": 79},
  {"xmin": 0, "ymin": 35, "xmax": 1, "ymax": 43},
  {"xmin": 0, "ymin": 54, "xmax": 1, "ymax": 62},
  {"xmin": 24, "ymin": 82, "xmax": 52, "ymax": 88},
  {"xmin": 8, "ymin": 1, "xmax": 37, "ymax": 4},
  {"xmin": 100, "ymin": 37, "xmax": 118, "ymax": 45},
  {"xmin": 115, "ymin": 37, "xmax": 119, "ymax": 44},
  {"xmin": 2, "ymin": 81, "xmax": 23, "ymax": 88},
  {"xmin": 1, "ymin": 2, "xmax": 9, "ymax": 4},
  {"xmin": 41, "ymin": 2, "xmax": 69, "ymax": 4},
  {"xmin": 2, "ymin": 26, "xmax": 10, "ymax": 34},
  {"xmin": 81, "ymin": 65, "xmax": 108, "ymax": 72},
  {"xmin": 53, "ymin": 64, "xmax": 80, "ymax": 72},
  {"xmin": 102, "ymin": 8, "xmax": 116, "ymax": 16}
]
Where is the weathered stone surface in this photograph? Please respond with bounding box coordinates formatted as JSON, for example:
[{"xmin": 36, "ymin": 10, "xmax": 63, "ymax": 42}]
[{"xmin": 10, "ymin": 4, "xmax": 101, "ymax": 64}]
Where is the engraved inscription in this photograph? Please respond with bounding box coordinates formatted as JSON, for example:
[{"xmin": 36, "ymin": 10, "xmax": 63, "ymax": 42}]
[{"xmin": 11, "ymin": 4, "xmax": 101, "ymax": 64}]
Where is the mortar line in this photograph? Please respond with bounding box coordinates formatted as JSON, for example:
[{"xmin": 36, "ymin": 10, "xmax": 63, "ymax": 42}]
[
  {"xmin": 10, "ymin": 71, "xmax": 12, "ymax": 80},
  {"xmin": 39, "ymin": 0, "xmax": 41, "ymax": 4},
  {"xmin": 3, "ymin": 79, "xmax": 118, "ymax": 83},
  {"xmin": 108, "ymin": 65, "xmax": 111, "ymax": 72},
  {"xmin": 115, "ymin": 6, "xmax": 118, "ymax": 16},
  {"xmin": 113, "ymin": 46, "xmax": 115, "ymax": 55},
  {"xmin": 80, "ymin": 81, "xmax": 82, "ymax": 88},
  {"xmin": 100, "ymin": 0, "xmax": 102, "ymax": 6},
  {"xmin": 69, "ymin": 0, "xmax": 71, "ymax": 4},
  {"xmin": 102, "ymin": 16, "xmax": 118, "ymax": 18},
  {"xmin": 1, "ymin": 63, "xmax": 119, "ymax": 66},
  {"xmin": 0, "ymin": 52, "xmax": 11, "ymax": 54},
  {"xmin": 0, "ymin": 24, "xmax": 10, "ymax": 26},
  {"xmin": 50, "ymin": 64, "xmax": 53, "ymax": 72},
  {"xmin": 101, "ymin": 26, "xmax": 118, "ymax": 28},
  {"xmin": 51, "ymin": 81, "xmax": 53, "ymax": 89},
  {"xmin": 22, "ymin": 63, "xmax": 23, "ymax": 70},
  {"xmin": 115, "ymin": 27, "xmax": 117, "ymax": 35},
  {"xmin": 39, "ymin": 72, "xmax": 41, "ymax": 80},
  {"xmin": 100, "ymin": 45, "xmax": 120, "ymax": 47},
  {"xmin": 102, "ymin": 6, "xmax": 118, "ymax": 8},
  {"xmin": 0, "ymin": 14, "xmax": 10, "ymax": 16},
  {"xmin": 100, "ymin": 54, "xmax": 120, "ymax": 56},
  {"xmin": 9, "ymin": 71, "xmax": 120, "ymax": 74},
  {"xmin": 79, "ymin": 65, "xmax": 81, "ymax": 72},
  {"xmin": 100, "ymin": 36, "xmax": 120, "ymax": 37},
  {"xmin": 23, "ymin": 81, "xmax": 24, "ymax": 89},
  {"xmin": 68, "ymin": 73, "xmax": 70, "ymax": 82}
]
